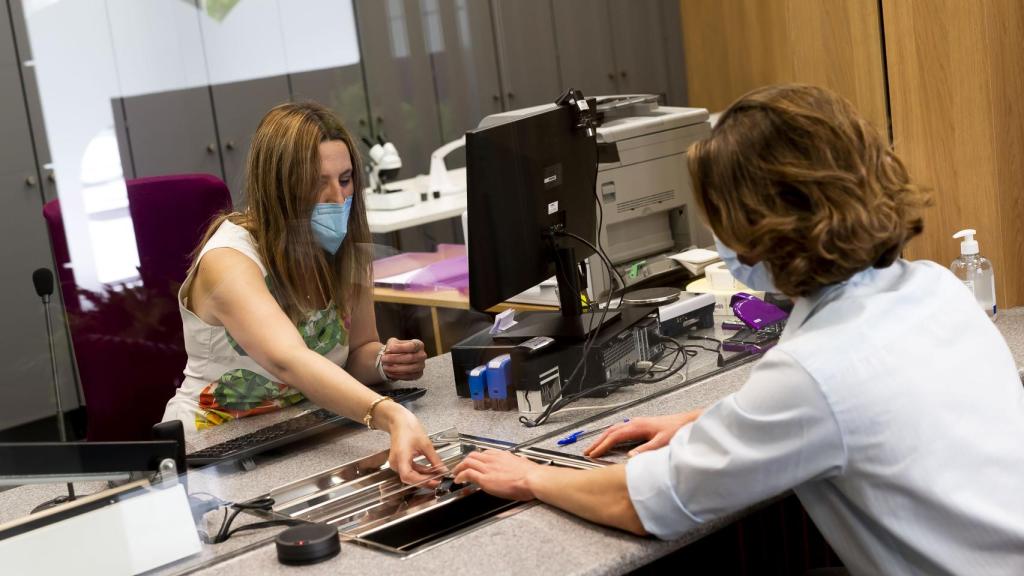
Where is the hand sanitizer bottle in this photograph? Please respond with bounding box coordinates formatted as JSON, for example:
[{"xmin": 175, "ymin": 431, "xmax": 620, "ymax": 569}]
[{"xmin": 950, "ymin": 229, "xmax": 997, "ymax": 320}]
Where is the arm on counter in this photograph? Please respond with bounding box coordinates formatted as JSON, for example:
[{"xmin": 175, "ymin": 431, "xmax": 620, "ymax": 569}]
[
  {"xmin": 190, "ymin": 249, "xmax": 443, "ymax": 484},
  {"xmin": 583, "ymin": 410, "xmax": 704, "ymax": 458},
  {"xmin": 456, "ymin": 349, "xmax": 847, "ymax": 539},
  {"xmin": 453, "ymin": 451, "xmax": 647, "ymax": 536}
]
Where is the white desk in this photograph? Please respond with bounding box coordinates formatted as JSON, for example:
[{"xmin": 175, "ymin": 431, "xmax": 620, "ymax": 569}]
[{"xmin": 365, "ymin": 168, "xmax": 467, "ymax": 234}]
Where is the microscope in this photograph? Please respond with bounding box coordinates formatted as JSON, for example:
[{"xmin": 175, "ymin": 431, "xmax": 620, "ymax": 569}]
[{"xmin": 363, "ymin": 135, "xmax": 417, "ymax": 210}]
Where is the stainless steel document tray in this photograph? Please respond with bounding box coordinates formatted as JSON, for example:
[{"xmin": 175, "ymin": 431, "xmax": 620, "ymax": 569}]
[{"xmin": 254, "ymin": 428, "xmax": 602, "ymax": 556}]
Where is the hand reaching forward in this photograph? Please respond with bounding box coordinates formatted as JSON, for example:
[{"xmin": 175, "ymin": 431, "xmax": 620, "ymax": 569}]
[{"xmin": 583, "ymin": 409, "xmax": 703, "ymax": 458}]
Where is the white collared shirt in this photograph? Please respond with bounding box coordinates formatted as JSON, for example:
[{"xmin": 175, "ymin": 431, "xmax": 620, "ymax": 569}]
[{"xmin": 627, "ymin": 260, "xmax": 1024, "ymax": 575}]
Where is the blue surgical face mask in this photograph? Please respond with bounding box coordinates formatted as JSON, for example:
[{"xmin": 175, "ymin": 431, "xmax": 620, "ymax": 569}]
[
  {"xmin": 311, "ymin": 198, "xmax": 353, "ymax": 255},
  {"xmin": 713, "ymin": 235, "xmax": 777, "ymax": 293}
]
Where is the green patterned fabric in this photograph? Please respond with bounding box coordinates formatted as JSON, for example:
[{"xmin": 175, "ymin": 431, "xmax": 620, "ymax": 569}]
[
  {"xmin": 300, "ymin": 307, "xmax": 347, "ymax": 354},
  {"xmin": 213, "ymin": 369, "xmax": 277, "ymax": 411},
  {"xmin": 225, "ymin": 330, "xmax": 248, "ymax": 356}
]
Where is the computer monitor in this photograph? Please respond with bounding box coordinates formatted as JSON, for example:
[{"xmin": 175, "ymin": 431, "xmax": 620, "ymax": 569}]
[{"xmin": 466, "ymin": 100, "xmax": 620, "ymax": 340}]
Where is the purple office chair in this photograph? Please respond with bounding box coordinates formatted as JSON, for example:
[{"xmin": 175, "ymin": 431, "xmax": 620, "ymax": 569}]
[
  {"xmin": 43, "ymin": 198, "xmax": 177, "ymax": 441},
  {"xmin": 128, "ymin": 173, "xmax": 233, "ymax": 291},
  {"xmin": 90, "ymin": 173, "xmax": 232, "ymax": 440},
  {"xmin": 40, "ymin": 175, "xmax": 232, "ymax": 441}
]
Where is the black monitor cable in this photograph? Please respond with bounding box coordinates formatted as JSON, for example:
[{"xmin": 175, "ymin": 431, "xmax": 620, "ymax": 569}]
[
  {"xmin": 520, "ymin": 332, "xmax": 698, "ymax": 427},
  {"xmin": 201, "ymin": 497, "xmax": 309, "ymax": 545},
  {"xmin": 520, "ymin": 226, "xmax": 622, "ymax": 427}
]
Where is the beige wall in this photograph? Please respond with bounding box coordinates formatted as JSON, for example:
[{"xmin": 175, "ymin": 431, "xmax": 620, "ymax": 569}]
[
  {"xmin": 680, "ymin": 0, "xmax": 887, "ymax": 132},
  {"xmin": 680, "ymin": 0, "xmax": 1024, "ymax": 308},
  {"xmin": 883, "ymin": 0, "xmax": 1024, "ymax": 309}
]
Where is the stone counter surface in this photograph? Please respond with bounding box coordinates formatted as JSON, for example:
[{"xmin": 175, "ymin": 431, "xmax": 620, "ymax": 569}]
[
  {"xmin": 178, "ymin": 356, "xmax": 755, "ymax": 576},
  {"xmin": 3, "ymin": 310, "xmax": 1023, "ymax": 575}
]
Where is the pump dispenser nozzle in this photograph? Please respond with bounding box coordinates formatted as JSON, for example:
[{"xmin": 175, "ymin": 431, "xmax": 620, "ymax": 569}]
[{"xmin": 953, "ymin": 229, "xmax": 979, "ymax": 255}]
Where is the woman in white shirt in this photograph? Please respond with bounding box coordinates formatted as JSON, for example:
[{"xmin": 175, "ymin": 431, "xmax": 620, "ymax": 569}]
[
  {"xmin": 163, "ymin": 102, "xmax": 444, "ymax": 484},
  {"xmin": 453, "ymin": 85, "xmax": 1024, "ymax": 574}
]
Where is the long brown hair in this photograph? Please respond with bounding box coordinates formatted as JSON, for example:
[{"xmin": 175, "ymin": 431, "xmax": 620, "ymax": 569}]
[
  {"xmin": 193, "ymin": 102, "xmax": 371, "ymax": 322},
  {"xmin": 688, "ymin": 84, "xmax": 932, "ymax": 297}
]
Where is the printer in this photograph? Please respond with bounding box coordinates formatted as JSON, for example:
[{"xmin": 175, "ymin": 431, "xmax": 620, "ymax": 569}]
[
  {"xmin": 588, "ymin": 95, "xmax": 713, "ymax": 299},
  {"xmin": 481, "ymin": 95, "xmax": 713, "ymax": 304}
]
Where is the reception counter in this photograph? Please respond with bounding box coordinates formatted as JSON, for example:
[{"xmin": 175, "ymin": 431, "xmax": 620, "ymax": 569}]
[{"xmin": 3, "ymin": 308, "xmax": 1023, "ymax": 575}]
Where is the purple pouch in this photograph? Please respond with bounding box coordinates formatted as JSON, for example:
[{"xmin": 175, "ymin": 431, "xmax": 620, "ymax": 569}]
[{"xmin": 730, "ymin": 292, "xmax": 788, "ymax": 330}]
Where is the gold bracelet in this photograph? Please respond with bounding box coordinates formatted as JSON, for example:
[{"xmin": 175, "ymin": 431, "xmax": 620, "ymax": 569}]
[{"xmin": 363, "ymin": 396, "xmax": 394, "ymax": 430}]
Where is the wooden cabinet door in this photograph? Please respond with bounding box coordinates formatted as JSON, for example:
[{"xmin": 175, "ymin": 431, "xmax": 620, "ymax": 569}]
[
  {"xmin": 492, "ymin": 0, "xmax": 562, "ymax": 108},
  {"xmin": 289, "ymin": 64, "xmax": 373, "ymax": 146},
  {"xmin": 430, "ymin": 0, "xmax": 504, "ymax": 151},
  {"xmin": 210, "ymin": 76, "xmax": 291, "ymax": 205},
  {"xmin": 355, "ymin": 0, "xmax": 443, "ymax": 177},
  {"xmin": 120, "ymin": 86, "xmax": 223, "ymax": 181},
  {"xmin": 552, "ymin": 0, "xmax": 619, "ymax": 98},
  {"xmin": 608, "ymin": 0, "xmax": 670, "ymax": 100},
  {"xmin": 0, "ymin": 0, "xmax": 78, "ymax": 429}
]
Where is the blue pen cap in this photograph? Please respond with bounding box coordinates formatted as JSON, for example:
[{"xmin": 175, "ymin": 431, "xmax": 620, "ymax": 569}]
[
  {"xmin": 468, "ymin": 365, "xmax": 488, "ymax": 401},
  {"xmin": 486, "ymin": 354, "xmax": 512, "ymax": 400}
]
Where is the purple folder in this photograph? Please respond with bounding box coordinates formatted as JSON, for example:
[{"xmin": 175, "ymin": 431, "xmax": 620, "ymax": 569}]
[{"xmin": 406, "ymin": 256, "xmax": 469, "ymax": 293}]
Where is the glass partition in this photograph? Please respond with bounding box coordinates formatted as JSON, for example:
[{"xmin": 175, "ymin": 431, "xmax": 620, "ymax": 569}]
[{"xmin": 0, "ymin": 2, "xmax": 769, "ymax": 570}]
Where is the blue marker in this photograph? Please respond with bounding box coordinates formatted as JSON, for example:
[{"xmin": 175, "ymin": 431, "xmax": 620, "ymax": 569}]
[{"xmin": 557, "ymin": 418, "xmax": 630, "ymax": 446}]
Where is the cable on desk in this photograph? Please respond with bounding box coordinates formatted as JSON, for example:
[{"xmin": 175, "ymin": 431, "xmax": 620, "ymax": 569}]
[
  {"xmin": 204, "ymin": 497, "xmax": 309, "ymax": 544},
  {"xmin": 520, "ymin": 333, "xmax": 705, "ymax": 427},
  {"xmin": 519, "ymin": 226, "xmax": 623, "ymax": 428}
]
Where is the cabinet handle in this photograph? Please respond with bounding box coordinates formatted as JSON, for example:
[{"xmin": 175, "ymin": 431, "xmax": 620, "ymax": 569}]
[
  {"xmin": 225, "ymin": 140, "xmax": 236, "ymax": 151},
  {"xmin": 25, "ymin": 175, "xmax": 37, "ymax": 187},
  {"xmin": 46, "ymin": 171, "xmax": 55, "ymax": 183},
  {"xmin": 608, "ymin": 72, "xmax": 616, "ymax": 80},
  {"xmin": 359, "ymin": 118, "xmax": 366, "ymax": 126},
  {"xmin": 620, "ymin": 70, "xmax": 628, "ymax": 78},
  {"xmin": 507, "ymin": 92, "xmax": 515, "ymax": 100},
  {"xmin": 492, "ymin": 94, "xmax": 500, "ymax": 102},
  {"xmin": 376, "ymin": 116, "xmax": 384, "ymax": 124},
  {"xmin": 206, "ymin": 143, "xmax": 216, "ymax": 154}
]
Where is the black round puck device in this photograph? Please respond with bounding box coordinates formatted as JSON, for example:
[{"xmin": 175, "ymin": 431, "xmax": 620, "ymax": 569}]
[
  {"xmin": 622, "ymin": 287, "xmax": 681, "ymax": 306},
  {"xmin": 275, "ymin": 523, "xmax": 340, "ymax": 566}
]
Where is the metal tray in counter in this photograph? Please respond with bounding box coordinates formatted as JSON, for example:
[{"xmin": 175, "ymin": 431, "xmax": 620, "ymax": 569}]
[{"xmin": 251, "ymin": 428, "xmax": 605, "ymax": 557}]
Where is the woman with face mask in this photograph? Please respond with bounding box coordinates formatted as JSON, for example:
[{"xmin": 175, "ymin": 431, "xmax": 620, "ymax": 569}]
[
  {"xmin": 162, "ymin": 102, "xmax": 444, "ymax": 484},
  {"xmin": 452, "ymin": 85, "xmax": 1024, "ymax": 574}
]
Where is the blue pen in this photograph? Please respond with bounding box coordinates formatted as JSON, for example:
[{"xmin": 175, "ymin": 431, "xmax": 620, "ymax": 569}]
[{"xmin": 557, "ymin": 418, "xmax": 630, "ymax": 446}]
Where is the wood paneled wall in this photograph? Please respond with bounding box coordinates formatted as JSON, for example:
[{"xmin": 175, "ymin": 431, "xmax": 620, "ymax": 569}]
[
  {"xmin": 680, "ymin": 0, "xmax": 888, "ymax": 132},
  {"xmin": 883, "ymin": 0, "xmax": 1024, "ymax": 309},
  {"xmin": 679, "ymin": 0, "xmax": 1024, "ymax": 308}
]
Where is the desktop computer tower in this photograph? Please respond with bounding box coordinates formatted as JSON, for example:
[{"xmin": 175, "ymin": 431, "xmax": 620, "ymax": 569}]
[{"xmin": 450, "ymin": 307, "xmax": 663, "ymax": 400}]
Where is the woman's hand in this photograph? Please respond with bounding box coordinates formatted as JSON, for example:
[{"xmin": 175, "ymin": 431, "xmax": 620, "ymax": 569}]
[
  {"xmin": 375, "ymin": 401, "xmax": 447, "ymax": 485},
  {"xmin": 452, "ymin": 450, "xmax": 542, "ymax": 501},
  {"xmin": 583, "ymin": 409, "xmax": 703, "ymax": 458},
  {"xmin": 381, "ymin": 338, "xmax": 427, "ymax": 381}
]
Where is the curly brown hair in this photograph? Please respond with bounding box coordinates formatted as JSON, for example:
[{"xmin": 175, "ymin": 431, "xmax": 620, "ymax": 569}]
[{"xmin": 688, "ymin": 84, "xmax": 932, "ymax": 297}]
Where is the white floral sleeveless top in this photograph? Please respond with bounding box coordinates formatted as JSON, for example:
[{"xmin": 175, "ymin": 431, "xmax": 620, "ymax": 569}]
[{"xmin": 161, "ymin": 221, "xmax": 349, "ymax": 433}]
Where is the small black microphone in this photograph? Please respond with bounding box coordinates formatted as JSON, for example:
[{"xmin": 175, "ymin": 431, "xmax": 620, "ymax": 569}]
[
  {"xmin": 33, "ymin": 267, "xmax": 54, "ymax": 300},
  {"xmin": 31, "ymin": 265, "xmax": 75, "ymax": 509}
]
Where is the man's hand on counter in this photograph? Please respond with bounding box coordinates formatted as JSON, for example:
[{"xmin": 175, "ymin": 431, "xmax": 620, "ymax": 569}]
[
  {"xmin": 584, "ymin": 409, "xmax": 704, "ymax": 459},
  {"xmin": 453, "ymin": 450, "xmax": 539, "ymax": 501},
  {"xmin": 453, "ymin": 450, "xmax": 648, "ymax": 536}
]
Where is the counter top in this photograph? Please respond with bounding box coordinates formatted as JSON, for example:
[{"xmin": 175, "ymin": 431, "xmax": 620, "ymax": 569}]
[{"xmin": 4, "ymin": 309, "xmax": 1024, "ymax": 575}]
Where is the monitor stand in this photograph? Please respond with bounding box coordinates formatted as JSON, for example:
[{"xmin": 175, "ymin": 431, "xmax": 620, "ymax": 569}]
[
  {"xmin": 491, "ymin": 309, "xmax": 621, "ymax": 341},
  {"xmin": 493, "ymin": 242, "xmax": 621, "ymax": 340}
]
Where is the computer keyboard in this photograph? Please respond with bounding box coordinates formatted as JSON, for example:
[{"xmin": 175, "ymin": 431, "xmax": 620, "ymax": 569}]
[{"xmin": 186, "ymin": 387, "xmax": 427, "ymax": 468}]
